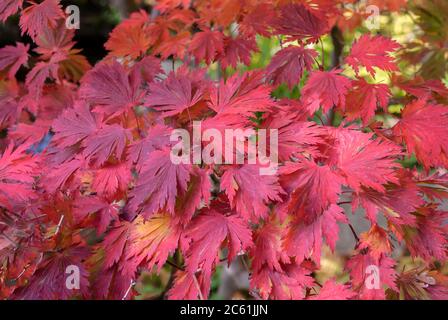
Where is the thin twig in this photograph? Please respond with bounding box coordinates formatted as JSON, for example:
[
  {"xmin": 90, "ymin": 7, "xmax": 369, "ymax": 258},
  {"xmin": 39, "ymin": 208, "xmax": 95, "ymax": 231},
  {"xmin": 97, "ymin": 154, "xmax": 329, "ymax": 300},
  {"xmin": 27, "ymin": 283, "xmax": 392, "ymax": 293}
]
[
  {"xmin": 122, "ymin": 279, "xmax": 136, "ymax": 300},
  {"xmin": 337, "ymin": 201, "xmax": 352, "ymax": 206},
  {"xmin": 348, "ymin": 223, "xmax": 360, "ymax": 243},
  {"xmin": 54, "ymin": 215, "xmax": 65, "ymax": 236},
  {"xmin": 166, "ymin": 259, "xmax": 185, "ymax": 271},
  {"xmin": 240, "ymin": 255, "xmax": 250, "ymax": 274},
  {"xmin": 13, "ymin": 264, "xmax": 30, "ymax": 281},
  {"xmin": 165, "ymin": 259, "xmax": 205, "ymax": 300},
  {"xmin": 192, "ymin": 273, "xmax": 204, "ymax": 300},
  {"xmin": 315, "ymin": 113, "xmax": 325, "ymax": 125},
  {"xmin": 320, "ymin": 38, "xmax": 325, "ymax": 69}
]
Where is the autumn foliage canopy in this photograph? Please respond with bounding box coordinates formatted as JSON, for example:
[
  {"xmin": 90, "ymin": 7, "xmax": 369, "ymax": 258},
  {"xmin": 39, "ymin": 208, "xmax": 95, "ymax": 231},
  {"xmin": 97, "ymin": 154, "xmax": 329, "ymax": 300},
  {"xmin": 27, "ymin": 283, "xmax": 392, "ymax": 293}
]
[{"xmin": 0, "ymin": 0, "xmax": 448, "ymax": 300}]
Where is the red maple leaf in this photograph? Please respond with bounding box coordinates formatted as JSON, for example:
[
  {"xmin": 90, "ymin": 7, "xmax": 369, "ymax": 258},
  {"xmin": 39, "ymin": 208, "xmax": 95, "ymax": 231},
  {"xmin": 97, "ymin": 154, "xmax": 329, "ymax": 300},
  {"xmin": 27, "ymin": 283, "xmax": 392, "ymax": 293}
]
[
  {"xmin": 52, "ymin": 102, "xmax": 99, "ymax": 148},
  {"xmin": 392, "ymin": 99, "xmax": 448, "ymax": 169},
  {"xmin": 127, "ymin": 148, "xmax": 191, "ymax": 218},
  {"xmin": 42, "ymin": 156, "xmax": 85, "ymax": 193},
  {"xmin": 344, "ymin": 79, "xmax": 391, "ymax": 125},
  {"xmin": 283, "ymin": 204, "xmax": 347, "ymax": 265},
  {"xmin": 250, "ymin": 218, "xmax": 290, "ymax": 273},
  {"xmin": 174, "ymin": 166, "xmax": 211, "ymax": 224},
  {"xmin": 0, "ymin": 143, "xmax": 38, "ymax": 208},
  {"xmin": 91, "ymin": 162, "xmax": 132, "ymax": 198},
  {"xmin": 184, "ymin": 200, "xmax": 252, "ymax": 296},
  {"xmin": 167, "ymin": 270, "xmax": 207, "ymax": 300},
  {"xmin": 351, "ymin": 170, "xmax": 423, "ymax": 224},
  {"xmin": 280, "ymin": 159, "xmax": 342, "ymax": 216},
  {"xmin": 1, "ymin": 0, "xmax": 447, "ymax": 302},
  {"xmin": 82, "ymin": 124, "xmax": 131, "ymax": 166},
  {"xmin": 91, "ymin": 213, "xmax": 182, "ymax": 299},
  {"xmin": 358, "ymin": 224, "xmax": 393, "ymax": 260},
  {"xmin": 208, "ymin": 71, "xmax": 272, "ymax": 116},
  {"xmin": 154, "ymin": 31, "xmax": 191, "ymax": 60},
  {"xmin": 0, "ymin": 0, "xmax": 23, "ymax": 22},
  {"xmin": 401, "ymin": 206, "xmax": 448, "ymax": 262},
  {"xmin": 145, "ymin": 72, "xmax": 205, "ymax": 117},
  {"xmin": 219, "ymin": 36, "xmax": 257, "ymax": 69},
  {"xmin": 346, "ymin": 253, "xmax": 398, "ymax": 300},
  {"xmin": 250, "ymin": 261, "xmax": 314, "ymax": 300},
  {"xmin": 12, "ymin": 247, "xmax": 90, "ymax": 299},
  {"xmin": 309, "ymin": 279, "xmax": 356, "ymax": 300},
  {"xmin": 126, "ymin": 213, "xmax": 182, "ymax": 272},
  {"xmin": 300, "ymin": 69, "xmax": 351, "ymax": 113},
  {"xmin": 126, "ymin": 124, "xmax": 172, "ymax": 170},
  {"xmin": 34, "ymin": 19, "xmax": 75, "ymax": 57},
  {"xmin": 131, "ymin": 56, "xmax": 162, "ymax": 83},
  {"xmin": 74, "ymin": 195, "xmax": 120, "ymax": 233},
  {"xmin": 0, "ymin": 42, "xmax": 29, "ymax": 78},
  {"xmin": 188, "ymin": 29, "xmax": 224, "ymax": 64},
  {"xmin": 328, "ymin": 128, "xmax": 402, "ymax": 193},
  {"xmin": 239, "ymin": 3, "xmax": 275, "ymax": 37},
  {"xmin": 273, "ymin": 3, "xmax": 328, "ymax": 43},
  {"xmin": 266, "ymin": 46, "xmax": 317, "ymax": 89},
  {"xmin": 261, "ymin": 107, "xmax": 323, "ymax": 161},
  {"xmin": 221, "ymin": 164, "xmax": 284, "ymax": 221},
  {"xmin": 19, "ymin": 0, "xmax": 64, "ymax": 40},
  {"xmin": 105, "ymin": 10, "xmax": 152, "ymax": 59},
  {"xmin": 346, "ymin": 34, "xmax": 400, "ymax": 77},
  {"xmin": 25, "ymin": 53, "xmax": 64, "ymax": 99},
  {"xmin": 79, "ymin": 61, "xmax": 143, "ymax": 116}
]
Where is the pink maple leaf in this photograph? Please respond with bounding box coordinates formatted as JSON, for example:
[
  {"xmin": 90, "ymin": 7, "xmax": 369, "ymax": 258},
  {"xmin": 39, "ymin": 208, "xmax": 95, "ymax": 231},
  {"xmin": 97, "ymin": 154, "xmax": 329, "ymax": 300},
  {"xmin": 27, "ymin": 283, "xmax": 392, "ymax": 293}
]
[
  {"xmin": 300, "ymin": 69, "xmax": 351, "ymax": 113},
  {"xmin": 309, "ymin": 279, "xmax": 356, "ymax": 300},
  {"xmin": 0, "ymin": 42, "xmax": 29, "ymax": 78},
  {"xmin": 266, "ymin": 46, "xmax": 316, "ymax": 89},
  {"xmin": 127, "ymin": 148, "xmax": 191, "ymax": 218},
  {"xmin": 392, "ymin": 99, "xmax": 448, "ymax": 169},
  {"xmin": 221, "ymin": 164, "xmax": 284, "ymax": 221},
  {"xmin": 189, "ymin": 29, "xmax": 224, "ymax": 64},
  {"xmin": 346, "ymin": 34, "xmax": 400, "ymax": 77},
  {"xmin": 19, "ymin": 0, "xmax": 64, "ymax": 40},
  {"xmin": 79, "ymin": 61, "xmax": 143, "ymax": 116},
  {"xmin": 345, "ymin": 79, "xmax": 391, "ymax": 125}
]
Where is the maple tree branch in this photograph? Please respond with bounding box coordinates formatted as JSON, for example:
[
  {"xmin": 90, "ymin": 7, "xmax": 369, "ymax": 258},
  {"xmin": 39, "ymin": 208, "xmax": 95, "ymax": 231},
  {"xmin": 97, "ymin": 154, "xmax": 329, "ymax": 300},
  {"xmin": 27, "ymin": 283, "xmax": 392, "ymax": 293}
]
[
  {"xmin": 161, "ymin": 251, "xmax": 183, "ymax": 299},
  {"xmin": 348, "ymin": 223, "xmax": 360, "ymax": 243},
  {"xmin": 330, "ymin": 25, "xmax": 344, "ymax": 69}
]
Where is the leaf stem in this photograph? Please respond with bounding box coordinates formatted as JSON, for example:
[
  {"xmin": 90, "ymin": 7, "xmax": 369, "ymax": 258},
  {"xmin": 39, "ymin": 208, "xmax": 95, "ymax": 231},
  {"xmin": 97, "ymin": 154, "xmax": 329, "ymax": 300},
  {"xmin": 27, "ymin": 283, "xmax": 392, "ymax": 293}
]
[
  {"xmin": 166, "ymin": 259, "xmax": 185, "ymax": 271},
  {"xmin": 348, "ymin": 223, "xmax": 360, "ymax": 243}
]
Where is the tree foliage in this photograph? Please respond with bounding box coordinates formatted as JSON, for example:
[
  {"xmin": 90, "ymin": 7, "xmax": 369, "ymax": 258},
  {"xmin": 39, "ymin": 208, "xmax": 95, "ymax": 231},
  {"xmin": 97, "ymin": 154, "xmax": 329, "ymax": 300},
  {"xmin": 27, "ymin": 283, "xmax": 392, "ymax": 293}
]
[{"xmin": 0, "ymin": 0, "xmax": 448, "ymax": 300}]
